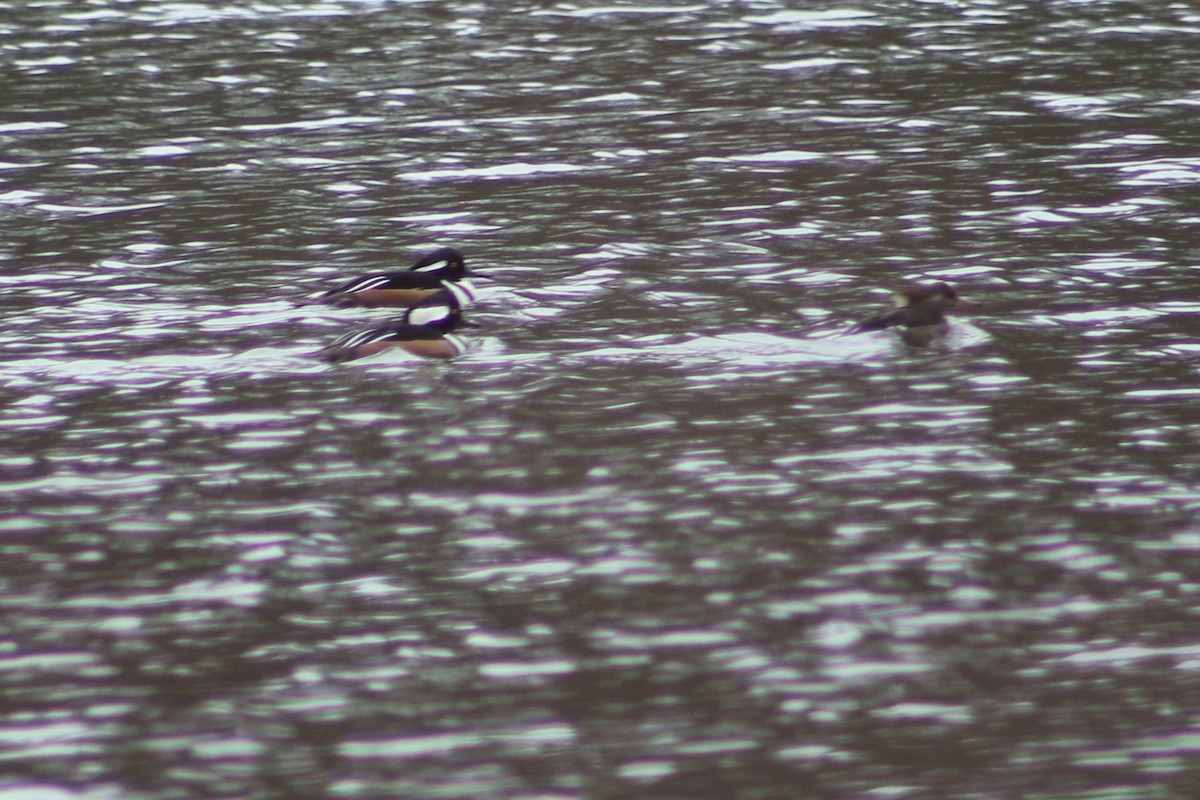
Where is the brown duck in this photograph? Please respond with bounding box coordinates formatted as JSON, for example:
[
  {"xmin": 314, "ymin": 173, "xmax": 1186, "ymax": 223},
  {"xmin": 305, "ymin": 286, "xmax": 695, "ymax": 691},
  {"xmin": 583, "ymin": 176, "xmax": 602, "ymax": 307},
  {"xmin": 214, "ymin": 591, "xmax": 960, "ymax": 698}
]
[{"xmin": 849, "ymin": 282, "xmax": 979, "ymax": 346}]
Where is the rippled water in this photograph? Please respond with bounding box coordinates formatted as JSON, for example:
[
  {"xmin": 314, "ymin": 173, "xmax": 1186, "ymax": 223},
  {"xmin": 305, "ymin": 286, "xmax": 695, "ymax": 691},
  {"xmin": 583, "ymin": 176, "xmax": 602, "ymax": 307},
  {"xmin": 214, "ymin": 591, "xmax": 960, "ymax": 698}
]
[{"xmin": 4, "ymin": 1, "xmax": 1200, "ymax": 798}]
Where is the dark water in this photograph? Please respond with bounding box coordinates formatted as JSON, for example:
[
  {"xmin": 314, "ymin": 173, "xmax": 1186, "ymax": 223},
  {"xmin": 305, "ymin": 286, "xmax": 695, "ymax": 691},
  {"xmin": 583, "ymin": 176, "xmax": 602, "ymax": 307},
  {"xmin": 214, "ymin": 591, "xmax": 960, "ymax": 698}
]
[{"xmin": 4, "ymin": 1, "xmax": 1200, "ymax": 798}]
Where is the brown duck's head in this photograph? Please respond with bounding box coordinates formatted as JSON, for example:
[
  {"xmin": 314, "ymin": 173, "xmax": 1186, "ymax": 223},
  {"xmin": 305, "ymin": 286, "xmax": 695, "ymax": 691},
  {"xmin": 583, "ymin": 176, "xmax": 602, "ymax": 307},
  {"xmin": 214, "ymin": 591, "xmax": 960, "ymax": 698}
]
[{"xmin": 895, "ymin": 282, "xmax": 979, "ymax": 311}]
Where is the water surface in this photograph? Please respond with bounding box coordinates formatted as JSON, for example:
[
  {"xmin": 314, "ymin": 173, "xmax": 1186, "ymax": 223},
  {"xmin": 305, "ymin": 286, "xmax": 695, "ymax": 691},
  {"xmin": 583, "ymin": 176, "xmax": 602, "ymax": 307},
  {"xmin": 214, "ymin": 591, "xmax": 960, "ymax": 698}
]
[{"xmin": 3, "ymin": 1, "xmax": 1200, "ymax": 798}]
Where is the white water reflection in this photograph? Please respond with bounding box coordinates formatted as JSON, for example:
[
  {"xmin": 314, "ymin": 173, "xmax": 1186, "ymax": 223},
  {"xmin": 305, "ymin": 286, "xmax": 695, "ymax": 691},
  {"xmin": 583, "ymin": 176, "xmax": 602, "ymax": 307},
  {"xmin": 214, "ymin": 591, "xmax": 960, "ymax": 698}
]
[{"xmin": 582, "ymin": 323, "xmax": 992, "ymax": 366}]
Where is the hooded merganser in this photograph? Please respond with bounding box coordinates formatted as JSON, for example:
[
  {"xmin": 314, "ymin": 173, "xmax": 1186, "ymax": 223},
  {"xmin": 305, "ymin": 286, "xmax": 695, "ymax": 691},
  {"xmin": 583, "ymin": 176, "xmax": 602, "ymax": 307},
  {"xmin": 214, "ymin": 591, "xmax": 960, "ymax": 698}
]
[
  {"xmin": 849, "ymin": 282, "xmax": 979, "ymax": 346},
  {"xmin": 302, "ymin": 246, "xmax": 482, "ymax": 308},
  {"xmin": 317, "ymin": 281, "xmax": 475, "ymax": 363}
]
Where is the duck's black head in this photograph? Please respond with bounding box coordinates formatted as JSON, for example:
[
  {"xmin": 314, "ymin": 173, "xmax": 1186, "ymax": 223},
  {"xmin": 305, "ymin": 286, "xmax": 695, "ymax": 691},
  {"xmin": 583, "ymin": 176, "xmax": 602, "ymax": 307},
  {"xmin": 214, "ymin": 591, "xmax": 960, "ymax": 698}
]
[
  {"xmin": 897, "ymin": 282, "xmax": 959, "ymax": 308},
  {"xmin": 410, "ymin": 247, "xmax": 468, "ymax": 278}
]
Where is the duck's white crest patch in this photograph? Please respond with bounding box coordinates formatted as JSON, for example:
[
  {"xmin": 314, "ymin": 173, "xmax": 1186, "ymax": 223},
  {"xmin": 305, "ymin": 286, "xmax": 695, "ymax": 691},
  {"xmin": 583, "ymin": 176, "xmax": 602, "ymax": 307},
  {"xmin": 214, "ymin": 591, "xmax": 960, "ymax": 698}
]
[
  {"xmin": 412, "ymin": 259, "xmax": 451, "ymax": 273},
  {"xmin": 407, "ymin": 302, "xmax": 452, "ymax": 328}
]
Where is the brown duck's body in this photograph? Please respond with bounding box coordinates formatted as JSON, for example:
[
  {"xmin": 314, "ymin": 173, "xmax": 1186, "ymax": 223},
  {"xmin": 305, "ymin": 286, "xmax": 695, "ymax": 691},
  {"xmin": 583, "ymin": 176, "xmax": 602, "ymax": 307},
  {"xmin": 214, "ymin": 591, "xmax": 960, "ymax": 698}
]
[
  {"xmin": 849, "ymin": 282, "xmax": 978, "ymax": 346},
  {"xmin": 320, "ymin": 286, "xmax": 445, "ymax": 309},
  {"xmin": 319, "ymin": 331, "xmax": 466, "ymax": 362}
]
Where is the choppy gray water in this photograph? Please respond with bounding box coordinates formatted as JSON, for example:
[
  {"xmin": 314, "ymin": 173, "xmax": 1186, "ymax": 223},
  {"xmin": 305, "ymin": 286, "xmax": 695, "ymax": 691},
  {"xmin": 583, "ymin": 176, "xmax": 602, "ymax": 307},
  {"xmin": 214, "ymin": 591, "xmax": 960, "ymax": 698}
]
[{"xmin": 4, "ymin": 1, "xmax": 1200, "ymax": 798}]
